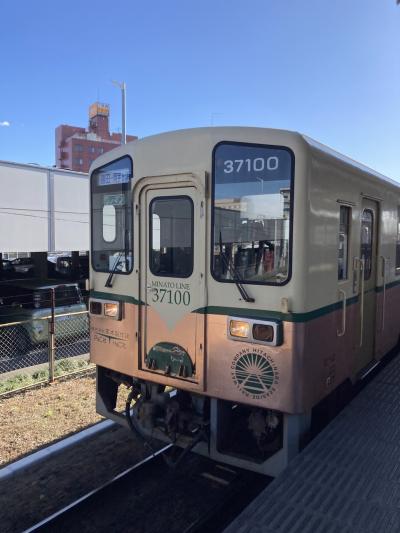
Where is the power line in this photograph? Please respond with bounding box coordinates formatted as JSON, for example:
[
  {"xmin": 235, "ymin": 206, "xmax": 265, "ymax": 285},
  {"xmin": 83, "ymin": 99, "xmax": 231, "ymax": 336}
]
[
  {"xmin": 0, "ymin": 211, "xmax": 88, "ymax": 224},
  {"xmin": 0, "ymin": 206, "xmax": 88, "ymax": 215}
]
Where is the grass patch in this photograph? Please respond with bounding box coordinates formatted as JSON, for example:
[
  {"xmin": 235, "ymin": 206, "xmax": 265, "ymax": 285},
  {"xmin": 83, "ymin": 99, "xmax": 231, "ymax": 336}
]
[{"xmin": 0, "ymin": 359, "xmax": 93, "ymax": 394}]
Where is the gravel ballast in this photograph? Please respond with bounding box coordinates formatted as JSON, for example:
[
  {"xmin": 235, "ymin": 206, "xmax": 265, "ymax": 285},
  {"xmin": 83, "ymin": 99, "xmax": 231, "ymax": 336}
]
[
  {"xmin": 0, "ymin": 374, "xmax": 104, "ymax": 466},
  {"xmin": 0, "ymin": 424, "xmax": 155, "ymax": 532},
  {"xmin": 0, "ymin": 374, "xmax": 157, "ymax": 532}
]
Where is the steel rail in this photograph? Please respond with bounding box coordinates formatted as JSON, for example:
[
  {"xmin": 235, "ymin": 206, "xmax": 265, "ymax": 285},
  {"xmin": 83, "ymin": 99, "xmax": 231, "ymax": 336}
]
[{"xmin": 0, "ymin": 419, "xmax": 115, "ymax": 481}]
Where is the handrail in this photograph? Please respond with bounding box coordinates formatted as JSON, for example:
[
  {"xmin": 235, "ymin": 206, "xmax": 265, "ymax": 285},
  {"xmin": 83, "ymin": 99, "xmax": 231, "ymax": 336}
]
[
  {"xmin": 359, "ymin": 258, "xmax": 365, "ymax": 347},
  {"xmin": 337, "ymin": 289, "xmax": 346, "ymax": 337},
  {"xmin": 0, "ymin": 310, "xmax": 88, "ymax": 329},
  {"xmin": 380, "ymin": 256, "xmax": 387, "ymax": 331}
]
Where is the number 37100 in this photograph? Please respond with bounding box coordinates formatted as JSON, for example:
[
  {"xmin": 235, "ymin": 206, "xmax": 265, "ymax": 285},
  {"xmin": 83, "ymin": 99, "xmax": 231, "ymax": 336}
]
[
  {"xmin": 223, "ymin": 157, "xmax": 279, "ymax": 173},
  {"xmin": 152, "ymin": 288, "xmax": 191, "ymax": 306}
]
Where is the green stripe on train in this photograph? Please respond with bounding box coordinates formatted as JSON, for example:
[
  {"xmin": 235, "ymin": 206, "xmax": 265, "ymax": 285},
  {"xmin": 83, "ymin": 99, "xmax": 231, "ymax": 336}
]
[
  {"xmin": 90, "ymin": 290, "xmax": 143, "ymax": 306},
  {"xmin": 90, "ymin": 290, "xmax": 358, "ymax": 323},
  {"xmin": 90, "ymin": 279, "xmax": 400, "ymax": 324},
  {"xmin": 194, "ymin": 295, "xmax": 359, "ymax": 323}
]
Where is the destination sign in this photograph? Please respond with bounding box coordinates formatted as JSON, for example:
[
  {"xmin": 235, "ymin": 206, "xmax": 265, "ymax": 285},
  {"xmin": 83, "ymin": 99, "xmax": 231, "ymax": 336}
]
[{"xmin": 98, "ymin": 168, "xmax": 130, "ymax": 186}]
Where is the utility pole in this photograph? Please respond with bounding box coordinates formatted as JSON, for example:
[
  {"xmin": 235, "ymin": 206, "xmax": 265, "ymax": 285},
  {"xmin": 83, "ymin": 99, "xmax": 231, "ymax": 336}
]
[{"xmin": 111, "ymin": 80, "xmax": 126, "ymax": 144}]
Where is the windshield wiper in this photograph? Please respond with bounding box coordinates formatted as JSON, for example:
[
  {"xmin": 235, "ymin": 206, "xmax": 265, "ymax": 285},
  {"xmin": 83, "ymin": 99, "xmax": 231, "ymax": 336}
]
[
  {"xmin": 105, "ymin": 251, "xmax": 123, "ymax": 288},
  {"xmin": 219, "ymin": 233, "xmax": 255, "ymax": 303},
  {"xmin": 105, "ymin": 230, "xmax": 130, "ymax": 288},
  {"xmin": 104, "ymin": 229, "xmax": 129, "ymax": 287}
]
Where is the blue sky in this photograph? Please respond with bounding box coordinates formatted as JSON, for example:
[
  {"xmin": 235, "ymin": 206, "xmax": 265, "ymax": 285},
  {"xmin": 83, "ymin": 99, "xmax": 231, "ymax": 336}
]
[{"xmin": 0, "ymin": 0, "xmax": 399, "ymax": 179}]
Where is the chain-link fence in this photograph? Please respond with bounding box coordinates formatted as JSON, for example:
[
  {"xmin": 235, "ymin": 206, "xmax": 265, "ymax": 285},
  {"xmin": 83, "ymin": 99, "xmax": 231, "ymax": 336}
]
[{"xmin": 0, "ymin": 310, "xmax": 92, "ymax": 396}]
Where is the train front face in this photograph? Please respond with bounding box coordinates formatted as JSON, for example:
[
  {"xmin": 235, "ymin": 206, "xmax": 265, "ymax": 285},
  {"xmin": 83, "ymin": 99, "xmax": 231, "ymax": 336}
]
[{"xmin": 89, "ymin": 128, "xmax": 307, "ymax": 475}]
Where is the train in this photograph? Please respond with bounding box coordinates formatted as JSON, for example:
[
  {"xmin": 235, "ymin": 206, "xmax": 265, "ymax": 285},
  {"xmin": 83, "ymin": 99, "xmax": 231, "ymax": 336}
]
[{"xmin": 88, "ymin": 127, "xmax": 400, "ymax": 475}]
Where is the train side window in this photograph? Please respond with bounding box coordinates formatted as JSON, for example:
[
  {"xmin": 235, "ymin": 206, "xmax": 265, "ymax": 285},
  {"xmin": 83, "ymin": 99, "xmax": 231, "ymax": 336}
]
[
  {"xmin": 361, "ymin": 209, "xmax": 373, "ymax": 280},
  {"xmin": 396, "ymin": 206, "xmax": 400, "ymax": 274},
  {"xmin": 338, "ymin": 206, "xmax": 350, "ymax": 280},
  {"xmin": 150, "ymin": 196, "xmax": 193, "ymax": 278}
]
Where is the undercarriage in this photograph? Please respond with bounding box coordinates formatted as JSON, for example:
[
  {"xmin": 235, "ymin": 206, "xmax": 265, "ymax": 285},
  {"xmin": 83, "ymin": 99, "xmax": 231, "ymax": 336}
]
[{"xmin": 96, "ymin": 366, "xmax": 310, "ymax": 475}]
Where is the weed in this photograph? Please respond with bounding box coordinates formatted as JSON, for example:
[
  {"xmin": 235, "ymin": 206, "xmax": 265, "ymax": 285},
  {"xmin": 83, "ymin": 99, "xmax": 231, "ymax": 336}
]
[{"xmin": 0, "ymin": 359, "xmax": 93, "ymax": 394}]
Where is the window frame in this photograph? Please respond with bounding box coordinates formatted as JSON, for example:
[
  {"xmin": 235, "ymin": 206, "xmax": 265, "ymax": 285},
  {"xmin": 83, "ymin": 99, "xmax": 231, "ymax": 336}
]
[
  {"xmin": 90, "ymin": 155, "xmax": 134, "ymax": 275},
  {"xmin": 338, "ymin": 204, "xmax": 351, "ymax": 281},
  {"xmin": 149, "ymin": 195, "xmax": 194, "ymax": 279},
  {"xmin": 361, "ymin": 208, "xmax": 374, "ymax": 281},
  {"xmin": 210, "ymin": 140, "xmax": 295, "ymax": 287}
]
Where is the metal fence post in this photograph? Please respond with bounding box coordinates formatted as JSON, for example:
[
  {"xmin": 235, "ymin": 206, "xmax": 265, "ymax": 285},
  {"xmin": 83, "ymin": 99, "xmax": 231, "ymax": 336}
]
[{"xmin": 48, "ymin": 288, "xmax": 56, "ymax": 383}]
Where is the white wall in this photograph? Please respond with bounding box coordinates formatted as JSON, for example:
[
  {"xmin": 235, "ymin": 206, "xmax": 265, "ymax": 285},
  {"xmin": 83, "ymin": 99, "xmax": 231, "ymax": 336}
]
[
  {"xmin": 52, "ymin": 170, "xmax": 89, "ymax": 251},
  {"xmin": 0, "ymin": 161, "xmax": 89, "ymax": 253}
]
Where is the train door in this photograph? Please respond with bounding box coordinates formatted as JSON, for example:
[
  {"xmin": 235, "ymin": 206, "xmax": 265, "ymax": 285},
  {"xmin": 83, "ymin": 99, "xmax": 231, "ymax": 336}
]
[
  {"xmin": 357, "ymin": 198, "xmax": 379, "ymax": 372},
  {"xmin": 138, "ymin": 182, "xmax": 206, "ymax": 390}
]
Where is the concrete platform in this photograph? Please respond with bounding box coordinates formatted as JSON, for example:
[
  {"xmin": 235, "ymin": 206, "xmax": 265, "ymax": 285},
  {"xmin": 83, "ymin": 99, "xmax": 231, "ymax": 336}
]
[{"xmin": 224, "ymin": 354, "xmax": 400, "ymax": 533}]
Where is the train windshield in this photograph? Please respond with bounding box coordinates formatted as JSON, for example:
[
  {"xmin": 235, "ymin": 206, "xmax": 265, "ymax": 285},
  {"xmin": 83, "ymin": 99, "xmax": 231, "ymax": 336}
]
[
  {"xmin": 91, "ymin": 156, "xmax": 133, "ymax": 274},
  {"xmin": 212, "ymin": 142, "xmax": 293, "ymax": 285}
]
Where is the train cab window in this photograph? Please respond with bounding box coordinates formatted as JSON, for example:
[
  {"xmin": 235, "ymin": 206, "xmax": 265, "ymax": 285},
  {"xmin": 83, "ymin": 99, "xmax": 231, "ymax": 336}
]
[
  {"xmin": 90, "ymin": 156, "xmax": 133, "ymax": 274},
  {"xmin": 338, "ymin": 206, "xmax": 350, "ymax": 280},
  {"xmin": 150, "ymin": 196, "xmax": 193, "ymax": 278},
  {"xmin": 212, "ymin": 142, "xmax": 294, "ymax": 285},
  {"xmin": 396, "ymin": 207, "xmax": 400, "ymax": 274},
  {"xmin": 361, "ymin": 209, "xmax": 373, "ymax": 280}
]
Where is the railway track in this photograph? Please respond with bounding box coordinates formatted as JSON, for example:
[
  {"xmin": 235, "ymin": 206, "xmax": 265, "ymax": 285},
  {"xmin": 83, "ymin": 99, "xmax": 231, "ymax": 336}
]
[
  {"xmin": 23, "ymin": 445, "xmax": 269, "ymax": 533},
  {"xmin": 18, "ymin": 352, "xmax": 398, "ymax": 533},
  {"xmin": 20, "ymin": 349, "xmax": 400, "ymax": 533}
]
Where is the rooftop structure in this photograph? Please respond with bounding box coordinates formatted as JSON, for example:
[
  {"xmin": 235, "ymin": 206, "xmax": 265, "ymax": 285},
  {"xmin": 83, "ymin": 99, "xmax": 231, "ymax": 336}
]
[{"xmin": 55, "ymin": 102, "xmax": 137, "ymax": 173}]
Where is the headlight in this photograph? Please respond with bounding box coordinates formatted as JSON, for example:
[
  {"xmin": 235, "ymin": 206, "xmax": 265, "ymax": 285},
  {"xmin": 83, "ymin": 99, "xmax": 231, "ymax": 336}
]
[
  {"xmin": 90, "ymin": 301, "xmax": 102, "ymax": 315},
  {"xmin": 253, "ymin": 323, "xmax": 274, "ymax": 343},
  {"xmin": 229, "ymin": 320, "xmax": 250, "ymax": 338},
  {"xmin": 228, "ymin": 316, "xmax": 282, "ymax": 346},
  {"xmin": 104, "ymin": 302, "xmax": 121, "ymax": 319}
]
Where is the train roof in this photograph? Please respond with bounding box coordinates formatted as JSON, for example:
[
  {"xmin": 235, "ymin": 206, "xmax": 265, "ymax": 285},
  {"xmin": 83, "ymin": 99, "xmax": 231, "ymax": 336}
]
[
  {"xmin": 302, "ymin": 134, "xmax": 399, "ymax": 188},
  {"xmin": 90, "ymin": 126, "xmax": 399, "ymax": 188}
]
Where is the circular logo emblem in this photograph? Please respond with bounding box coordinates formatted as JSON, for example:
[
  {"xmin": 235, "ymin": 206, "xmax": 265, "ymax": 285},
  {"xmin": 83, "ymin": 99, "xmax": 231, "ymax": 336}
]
[{"xmin": 231, "ymin": 348, "xmax": 279, "ymax": 400}]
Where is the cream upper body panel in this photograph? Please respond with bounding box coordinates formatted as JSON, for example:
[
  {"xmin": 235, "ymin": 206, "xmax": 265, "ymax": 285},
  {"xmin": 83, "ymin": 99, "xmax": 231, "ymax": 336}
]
[
  {"xmin": 89, "ymin": 127, "xmax": 309, "ymax": 316},
  {"xmin": 89, "ymin": 126, "xmax": 400, "ymax": 317},
  {"xmin": 304, "ymin": 139, "xmax": 400, "ymax": 314}
]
